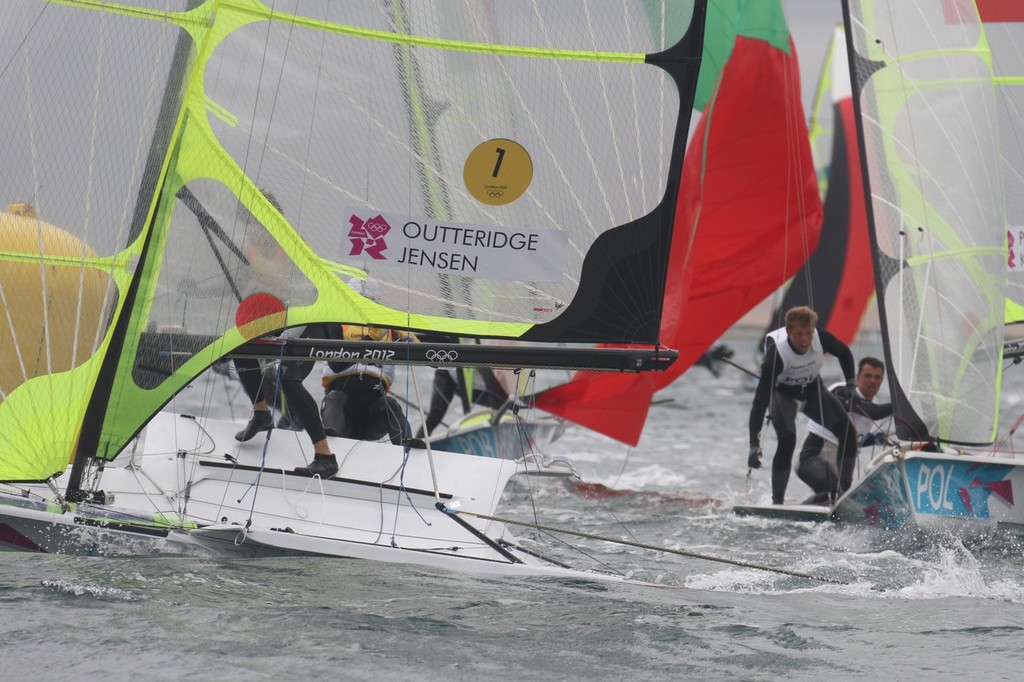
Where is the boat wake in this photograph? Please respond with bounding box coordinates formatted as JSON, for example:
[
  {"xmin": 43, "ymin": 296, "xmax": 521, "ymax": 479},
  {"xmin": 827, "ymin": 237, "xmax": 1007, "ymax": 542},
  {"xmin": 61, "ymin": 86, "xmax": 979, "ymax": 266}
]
[{"xmin": 565, "ymin": 479, "xmax": 723, "ymax": 509}]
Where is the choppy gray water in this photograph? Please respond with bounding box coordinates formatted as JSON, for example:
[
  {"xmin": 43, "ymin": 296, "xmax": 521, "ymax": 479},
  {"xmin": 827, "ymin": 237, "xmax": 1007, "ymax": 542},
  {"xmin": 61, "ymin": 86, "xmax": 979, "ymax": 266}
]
[{"xmin": 4, "ymin": 328, "xmax": 1024, "ymax": 681}]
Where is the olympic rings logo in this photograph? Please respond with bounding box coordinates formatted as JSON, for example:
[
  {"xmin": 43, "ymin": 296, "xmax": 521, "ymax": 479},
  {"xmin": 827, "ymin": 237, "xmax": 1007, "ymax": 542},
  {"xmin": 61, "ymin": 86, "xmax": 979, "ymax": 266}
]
[
  {"xmin": 425, "ymin": 349, "xmax": 459, "ymax": 362},
  {"xmin": 486, "ymin": 189, "xmax": 504, "ymax": 198}
]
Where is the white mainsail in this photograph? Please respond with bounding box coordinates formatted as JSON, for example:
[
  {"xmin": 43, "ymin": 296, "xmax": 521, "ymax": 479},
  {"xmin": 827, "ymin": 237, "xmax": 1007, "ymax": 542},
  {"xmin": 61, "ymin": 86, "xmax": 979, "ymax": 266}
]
[
  {"xmin": 844, "ymin": 0, "xmax": 1006, "ymax": 444},
  {"xmin": 981, "ymin": 5, "xmax": 1024, "ymax": 324}
]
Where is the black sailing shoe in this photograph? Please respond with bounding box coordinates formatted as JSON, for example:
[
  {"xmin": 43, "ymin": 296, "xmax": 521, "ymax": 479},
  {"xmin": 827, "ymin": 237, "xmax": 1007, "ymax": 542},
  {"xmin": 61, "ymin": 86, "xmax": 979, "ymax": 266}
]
[
  {"xmin": 293, "ymin": 455, "xmax": 339, "ymax": 479},
  {"xmin": 235, "ymin": 410, "xmax": 274, "ymax": 442}
]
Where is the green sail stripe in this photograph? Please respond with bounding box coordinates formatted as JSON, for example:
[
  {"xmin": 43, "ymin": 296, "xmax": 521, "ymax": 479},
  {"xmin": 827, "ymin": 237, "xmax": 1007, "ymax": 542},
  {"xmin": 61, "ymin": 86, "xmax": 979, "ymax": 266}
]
[
  {"xmin": 1006, "ymin": 299, "xmax": 1024, "ymax": 322},
  {"xmin": 903, "ymin": 245, "xmax": 1007, "ymax": 266},
  {"xmin": 0, "ymin": 251, "xmax": 134, "ymax": 270},
  {"xmin": 807, "ymin": 28, "xmax": 837, "ymax": 198},
  {"xmin": 694, "ymin": 0, "xmax": 791, "ymax": 110},
  {"xmin": 65, "ymin": 0, "xmax": 647, "ymax": 63},
  {"xmin": 389, "ymin": 0, "xmax": 448, "ymax": 221}
]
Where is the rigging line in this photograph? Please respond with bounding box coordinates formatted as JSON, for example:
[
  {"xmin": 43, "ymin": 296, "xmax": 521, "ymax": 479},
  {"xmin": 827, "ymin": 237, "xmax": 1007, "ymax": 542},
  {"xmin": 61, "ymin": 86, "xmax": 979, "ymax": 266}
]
[
  {"xmin": 0, "ymin": 5, "xmax": 47, "ymax": 83},
  {"xmin": 994, "ymin": 407, "xmax": 1024, "ymax": 453},
  {"xmin": 521, "ymin": 528, "xmax": 632, "ymax": 579},
  {"xmin": 511, "ymin": 420, "xmax": 543, "ymax": 526},
  {"xmin": 597, "ymin": 451, "xmax": 679, "ymax": 580},
  {"xmin": 389, "ymin": 389, "xmax": 444, "ymax": 430},
  {"xmin": 388, "ymin": 344, "xmax": 434, "ymax": 533},
  {"xmin": 177, "ymin": 186, "xmax": 247, "ymax": 302},
  {"xmin": 720, "ymin": 355, "xmax": 759, "ymax": 379},
  {"xmin": 237, "ymin": 343, "xmax": 289, "ymax": 520},
  {"xmin": 292, "ymin": 0, "xmax": 330, "ymax": 235},
  {"xmin": 496, "ymin": 538, "xmax": 577, "ymax": 572},
  {"xmin": 456, "ymin": 510, "xmax": 849, "ymax": 586},
  {"xmin": 779, "ymin": 14, "xmax": 813, "ymax": 312},
  {"xmin": 410, "ymin": 364, "xmax": 441, "ymax": 501}
]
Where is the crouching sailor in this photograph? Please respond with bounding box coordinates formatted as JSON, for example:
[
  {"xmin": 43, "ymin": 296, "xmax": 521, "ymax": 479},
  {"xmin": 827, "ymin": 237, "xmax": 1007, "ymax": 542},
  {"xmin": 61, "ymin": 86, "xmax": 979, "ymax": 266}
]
[
  {"xmin": 319, "ymin": 278, "xmax": 418, "ymax": 443},
  {"xmin": 796, "ymin": 357, "xmax": 893, "ymax": 504}
]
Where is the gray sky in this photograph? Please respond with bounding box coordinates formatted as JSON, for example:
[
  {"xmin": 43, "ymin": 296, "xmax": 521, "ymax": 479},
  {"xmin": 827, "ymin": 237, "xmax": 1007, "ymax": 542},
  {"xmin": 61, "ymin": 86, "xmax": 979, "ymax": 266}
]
[{"xmin": 784, "ymin": 0, "xmax": 845, "ymax": 111}]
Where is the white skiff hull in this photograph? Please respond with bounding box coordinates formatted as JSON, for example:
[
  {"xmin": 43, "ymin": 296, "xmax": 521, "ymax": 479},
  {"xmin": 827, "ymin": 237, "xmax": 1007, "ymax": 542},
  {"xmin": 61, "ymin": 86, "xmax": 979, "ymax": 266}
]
[
  {"xmin": 0, "ymin": 412, "xmax": 590, "ymax": 577},
  {"xmin": 0, "ymin": 492, "xmax": 202, "ymax": 555}
]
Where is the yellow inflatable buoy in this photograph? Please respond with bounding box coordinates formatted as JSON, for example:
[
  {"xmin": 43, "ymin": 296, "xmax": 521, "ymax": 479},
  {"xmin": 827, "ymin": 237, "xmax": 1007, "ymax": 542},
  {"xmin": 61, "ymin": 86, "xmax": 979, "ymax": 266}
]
[{"xmin": 0, "ymin": 204, "xmax": 110, "ymax": 404}]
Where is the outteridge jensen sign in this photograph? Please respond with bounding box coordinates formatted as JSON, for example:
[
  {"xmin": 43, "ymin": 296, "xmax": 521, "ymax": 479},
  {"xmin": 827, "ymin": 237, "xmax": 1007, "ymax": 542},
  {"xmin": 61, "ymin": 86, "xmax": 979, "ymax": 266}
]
[{"xmin": 346, "ymin": 209, "xmax": 568, "ymax": 282}]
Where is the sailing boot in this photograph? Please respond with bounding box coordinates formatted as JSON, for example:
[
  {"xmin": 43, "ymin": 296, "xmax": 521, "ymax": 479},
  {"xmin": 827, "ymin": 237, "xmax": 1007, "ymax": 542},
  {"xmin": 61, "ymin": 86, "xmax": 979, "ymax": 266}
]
[
  {"xmin": 771, "ymin": 468, "xmax": 789, "ymax": 505},
  {"xmin": 235, "ymin": 410, "xmax": 274, "ymax": 442},
  {"xmin": 293, "ymin": 454, "xmax": 339, "ymax": 478}
]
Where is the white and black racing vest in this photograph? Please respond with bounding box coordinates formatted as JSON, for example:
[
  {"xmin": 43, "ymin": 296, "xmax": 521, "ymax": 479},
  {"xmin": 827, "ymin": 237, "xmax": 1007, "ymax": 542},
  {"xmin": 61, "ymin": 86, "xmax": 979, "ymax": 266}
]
[
  {"xmin": 807, "ymin": 382, "xmax": 890, "ymax": 445},
  {"xmin": 766, "ymin": 327, "xmax": 824, "ymax": 388}
]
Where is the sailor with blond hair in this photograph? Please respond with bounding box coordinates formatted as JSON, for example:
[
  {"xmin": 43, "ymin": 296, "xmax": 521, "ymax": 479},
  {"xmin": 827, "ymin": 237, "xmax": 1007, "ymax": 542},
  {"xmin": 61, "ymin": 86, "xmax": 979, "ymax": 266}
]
[{"xmin": 747, "ymin": 306, "xmax": 857, "ymax": 504}]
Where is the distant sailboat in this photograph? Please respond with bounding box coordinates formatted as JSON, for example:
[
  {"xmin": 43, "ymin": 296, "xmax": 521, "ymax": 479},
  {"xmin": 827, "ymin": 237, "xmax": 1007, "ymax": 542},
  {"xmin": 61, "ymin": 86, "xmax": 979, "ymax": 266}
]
[
  {"xmin": 533, "ymin": 0, "xmax": 823, "ymax": 446},
  {"xmin": 420, "ymin": 359, "xmax": 568, "ymax": 470}
]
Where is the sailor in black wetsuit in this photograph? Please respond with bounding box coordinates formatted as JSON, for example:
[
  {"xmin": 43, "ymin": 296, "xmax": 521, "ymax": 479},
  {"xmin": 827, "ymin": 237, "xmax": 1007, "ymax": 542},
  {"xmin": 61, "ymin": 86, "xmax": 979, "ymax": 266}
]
[
  {"xmin": 796, "ymin": 356, "xmax": 893, "ymax": 504},
  {"xmin": 747, "ymin": 306, "xmax": 857, "ymax": 504}
]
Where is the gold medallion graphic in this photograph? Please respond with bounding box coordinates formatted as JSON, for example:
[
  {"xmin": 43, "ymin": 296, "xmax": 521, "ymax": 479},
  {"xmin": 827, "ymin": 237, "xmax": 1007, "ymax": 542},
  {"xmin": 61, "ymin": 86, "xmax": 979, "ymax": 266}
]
[{"xmin": 464, "ymin": 138, "xmax": 532, "ymax": 206}]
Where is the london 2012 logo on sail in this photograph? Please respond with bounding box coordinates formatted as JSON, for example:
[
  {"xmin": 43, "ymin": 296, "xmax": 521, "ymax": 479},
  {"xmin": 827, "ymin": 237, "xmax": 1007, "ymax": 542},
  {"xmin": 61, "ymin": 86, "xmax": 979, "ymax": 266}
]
[{"xmin": 348, "ymin": 213, "xmax": 392, "ymax": 260}]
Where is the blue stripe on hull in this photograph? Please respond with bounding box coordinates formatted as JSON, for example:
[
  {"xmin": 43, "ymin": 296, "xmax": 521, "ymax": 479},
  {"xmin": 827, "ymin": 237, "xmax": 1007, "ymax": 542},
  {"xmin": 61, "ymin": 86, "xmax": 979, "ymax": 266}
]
[
  {"xmin": 431, "ymin": 422, "xmax": 561, "ymax": 460},
  {"xmin": 835, "ymin": 455, "xmax": 1018, "ymax": 532},
  {"xmin": 433, "ymin": 427, "xmax": 505, "ymax": 459}
]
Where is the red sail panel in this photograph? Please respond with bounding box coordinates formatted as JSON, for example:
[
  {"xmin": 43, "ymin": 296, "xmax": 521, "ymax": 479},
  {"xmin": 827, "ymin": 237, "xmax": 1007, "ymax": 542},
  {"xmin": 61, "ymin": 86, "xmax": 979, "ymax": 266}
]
[
  {"xmin": 974, "ymin": 0, "xmax": 1024, "ymax": 22},
  {"xmin": 764, "ymin": 97, "xmax": 873, "ymax": 344},
  {"xmin": 821, "ymin": 99, "xmax": 873, "ymax": 342},
  {"xmin": 534, "ymin": 35, "xmax": 822, "ymax": 445},
  {"xmin": 942, "ymin": 0, "xmax": 1024, "ymax": 23},
  {"xmin": 531, "ymin": 371, "xmax": 657, "ymax": 446},
  {"xmin": 671, "ymin": 35, "xmax": 822, "ymax": 365}
]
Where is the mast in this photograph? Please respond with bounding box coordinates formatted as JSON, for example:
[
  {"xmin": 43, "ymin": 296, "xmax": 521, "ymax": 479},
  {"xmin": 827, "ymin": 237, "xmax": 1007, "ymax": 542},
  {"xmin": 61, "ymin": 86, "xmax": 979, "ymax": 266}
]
[{"xmin": 66, "ymin": 2, "xmax": 201, "ymax": 500}]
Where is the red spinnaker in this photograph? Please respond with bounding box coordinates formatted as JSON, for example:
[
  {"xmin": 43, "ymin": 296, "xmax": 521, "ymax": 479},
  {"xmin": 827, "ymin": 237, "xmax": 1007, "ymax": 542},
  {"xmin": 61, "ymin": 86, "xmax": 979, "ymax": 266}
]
[{"xmin": 534, "ymin": 35, "xmax": 822, "ymax": 446}]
